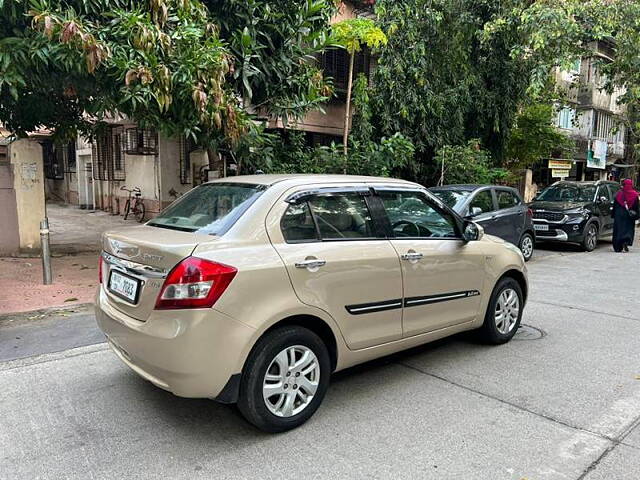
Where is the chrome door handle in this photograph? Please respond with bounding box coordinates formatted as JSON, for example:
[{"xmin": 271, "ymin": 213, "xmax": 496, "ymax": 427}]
[
  {"xmin": 295, "ymin": 259, "xmax": 326, "ymax": 269},
  {"xmin": 401, "ymin": 252, "xmax": 423, "ymax": 261}
]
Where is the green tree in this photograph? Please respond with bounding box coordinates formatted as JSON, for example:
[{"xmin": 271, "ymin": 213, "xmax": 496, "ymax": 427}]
[
  {"xmin": 434, "ymin": 139, "xmax": 507, "ymax": 186},
  {"xmin": 505, "ymin": 103, "xmax": 575, "ymax": 171},
  {"xmin": 331, "ymin": 17, "xmax": 387, "ymax": 158},
  {"xmin": 0, "ymin": 0, "xmax": 336, "ymax": 153}
]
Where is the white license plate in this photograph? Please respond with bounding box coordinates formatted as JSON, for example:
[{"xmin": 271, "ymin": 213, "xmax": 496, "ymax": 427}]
[
  {"xmin": 534, "ymin": 224, "xmax": 549, "ymax": 231},
  {"xmin": 108, "ymin": 270, "xmax": 140, "ymax": 303}
]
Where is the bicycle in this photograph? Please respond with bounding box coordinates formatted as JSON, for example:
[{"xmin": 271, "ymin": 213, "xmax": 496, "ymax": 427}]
[{"xmin": 120, "ymin": 186, "xmax": 146, "ymax": 223}]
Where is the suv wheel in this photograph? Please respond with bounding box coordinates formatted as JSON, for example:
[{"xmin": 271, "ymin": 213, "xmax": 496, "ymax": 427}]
[
  {"xmin": 478, "ymin": 277, "xmax": 523, "ymax": 345},
  {"xmin": 237, "ymin": 326, "xmax": 331, "ymax": 433},
  {"xmin": 519, "ymin": 233, "xmax": 534, "ymax": 262},
  {"xmin": 582, "ymin": 222, "xmax": 599, "ymax": 252}
]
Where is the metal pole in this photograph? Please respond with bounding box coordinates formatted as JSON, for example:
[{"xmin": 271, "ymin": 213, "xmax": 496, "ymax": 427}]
[{"xmin": 40, "ymin": 218, "xmax": 52, "ymax": 285}]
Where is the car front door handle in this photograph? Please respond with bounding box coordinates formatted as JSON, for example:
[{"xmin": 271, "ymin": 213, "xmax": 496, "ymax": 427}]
[
  {"xmin": 295, "ymin": 259, "xmax": 327, "ymax": 270},
  {"xmin": 401, "ymin": 252, "xmax": 423, "ymax": 261}
]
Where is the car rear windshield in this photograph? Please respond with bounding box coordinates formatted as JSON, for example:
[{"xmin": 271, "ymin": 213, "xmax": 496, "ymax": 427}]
[
  {"xmin": 536, "ymin": 184, "xmax": 596, "ymax": 202},
  {"xmin": 431, "ymin": 190, "xmax": 471, "ymax": 212},
  {"xmin": 148, "ymin": 183, "xmax": 266, "ymax": 235}
]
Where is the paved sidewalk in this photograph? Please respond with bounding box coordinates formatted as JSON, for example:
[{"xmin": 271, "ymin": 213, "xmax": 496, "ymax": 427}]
[
  {"xmin": 0, "ymin": 254, "xmax": 98, "ymax": 314},
  {"xmin": 47, "ymin": 202, "xmax": 133, "ymax": 254}
]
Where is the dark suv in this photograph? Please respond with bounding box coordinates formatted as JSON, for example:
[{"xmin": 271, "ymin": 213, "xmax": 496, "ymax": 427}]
[
  {"xmin": 529, "ymin": 180, "xmax": 620, "ymax": 251},
  {"xmin": 431, "ymin": 185, "xmax": 536, "ymax": 261}
]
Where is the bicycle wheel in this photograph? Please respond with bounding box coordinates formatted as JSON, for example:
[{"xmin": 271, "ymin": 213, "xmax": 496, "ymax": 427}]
[
  {"xmin": 134, "ymin": 201, "xmax": 145, "ymax": 223},
  {"xmin": 123, "ymin": 200, "xmax": 131, "ymax": 220}
]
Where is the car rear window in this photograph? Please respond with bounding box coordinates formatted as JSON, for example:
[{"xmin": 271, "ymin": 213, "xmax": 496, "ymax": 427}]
[
  {"xmin": 148, "ymin": 183, "xmax": 266, "ymax": 235},
  {"xmin": 432, "ymin": 190, "xmax": 471, "ymax": 211}
]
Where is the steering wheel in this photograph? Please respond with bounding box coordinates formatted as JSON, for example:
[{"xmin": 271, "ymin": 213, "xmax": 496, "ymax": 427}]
[{"xmin": 391, "ymin": 220, "xmax": 421, "ymax": 237}]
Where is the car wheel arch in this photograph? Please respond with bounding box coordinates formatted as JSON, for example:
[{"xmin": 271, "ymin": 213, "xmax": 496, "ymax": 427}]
[
  {"xmin": 498, "ymin": 269, "xmax": 528, "ymax": 304},
  {"xmin": 245, "ymin": 314, "xmax": 339, "ymax": 374}
]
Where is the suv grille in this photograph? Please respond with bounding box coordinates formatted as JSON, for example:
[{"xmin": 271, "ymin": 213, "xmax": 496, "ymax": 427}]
[{"xmin": 533, "ymin": 211, "xmax": 565, "ymax": 222}]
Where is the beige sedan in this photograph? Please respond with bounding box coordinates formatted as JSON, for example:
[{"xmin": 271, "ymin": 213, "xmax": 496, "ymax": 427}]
[{"xmin": 96, "ymin": 175, "xmax": 527, "ymax": 432}]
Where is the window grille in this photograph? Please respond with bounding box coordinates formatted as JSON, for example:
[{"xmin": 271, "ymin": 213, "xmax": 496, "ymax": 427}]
[
  {"xmin": 124, "ymin": 127, "xmax": 158, "ymax": 155},
  {"xmin": 321, "ymin": 48, "xmax": 372, "ymax": 93},
  {"xmin": 179, "ymin": 136, "xmax": 196, "ymax": 185},
  {"xmin": 92, "ymin": 126, "xmax": 126, "ymax": 181},
  {"xmin": 66, "ymin": 141, "xmax": 77, "ymax": 173},
  {"xmin": 42, "ymin": 140, "xmax": 64, "ymax": 179}
]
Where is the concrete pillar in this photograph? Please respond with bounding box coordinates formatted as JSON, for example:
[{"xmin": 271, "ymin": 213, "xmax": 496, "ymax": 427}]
[{"xmin": 8, "ymin": 139, "xmax": 46, "ymax": 254}]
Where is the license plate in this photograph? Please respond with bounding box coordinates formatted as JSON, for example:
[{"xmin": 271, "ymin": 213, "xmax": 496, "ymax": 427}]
[
  {"xmin": 108, "ymin": 270, "xmax": 140, "ymax": 303},
  {"xmin": 534, "ymin": 224, "xmax": 549, "ymax": 231}
]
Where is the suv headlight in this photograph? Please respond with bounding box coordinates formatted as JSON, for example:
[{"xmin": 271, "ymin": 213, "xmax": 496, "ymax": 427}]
[{"xmin": 565, "ymin": 208, "xmax": 589, "ymax": 220}]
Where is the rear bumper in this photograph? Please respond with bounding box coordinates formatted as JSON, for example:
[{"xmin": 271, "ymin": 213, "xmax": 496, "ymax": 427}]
[{"xmin": 95, "ymin": 287, "xmax": 256, "ymax": 400}]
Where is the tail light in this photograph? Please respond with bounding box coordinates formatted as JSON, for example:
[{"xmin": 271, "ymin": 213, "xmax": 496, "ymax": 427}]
[
  {"xmin": 155, "ymin": 257, "xmax": 237, "ymax": 310},
  {"xmin": 99, "ymin": 255, "xmax": 104, "ymax": 284}
]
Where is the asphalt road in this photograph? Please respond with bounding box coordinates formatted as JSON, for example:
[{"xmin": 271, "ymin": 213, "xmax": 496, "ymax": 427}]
[{"xmin": 1, "ymin": 240, "xmax": 640, "ymax": 479}]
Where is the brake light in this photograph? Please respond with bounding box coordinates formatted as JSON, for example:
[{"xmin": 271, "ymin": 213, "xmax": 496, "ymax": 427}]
[
  {"xmin": 155, "ymin": 257, "xmax": 237, "ymax": 310},
  {"xmin": 99, "ymin": 255, "xmax": 103, "ymax": 284}
]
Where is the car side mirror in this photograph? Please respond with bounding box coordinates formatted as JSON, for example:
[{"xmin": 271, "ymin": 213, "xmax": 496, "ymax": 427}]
[
  {"xmin": 468, "ymin": 206, "xmax": 483, "ymax": 217},
  {"xmin": 463, "ymin": 221, "xmax": 484, "ymax": 242}
]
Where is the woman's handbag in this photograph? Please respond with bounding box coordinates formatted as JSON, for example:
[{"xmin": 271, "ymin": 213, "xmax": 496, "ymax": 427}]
[{"xmin": 626, "ymin": 201, "xmax": 639, "ymax": 220}]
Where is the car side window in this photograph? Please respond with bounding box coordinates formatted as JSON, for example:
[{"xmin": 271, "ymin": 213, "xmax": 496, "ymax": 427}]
[
  {"xmin": 598, "ymin": 186, "xmax": 612, "ymax": 202},
  {"xmin": 281, "ymin": 202, "xmax": 319, "ymax": 243},
  {"xmin": 380, "ymin": 191, "xmax": 458, "ymax": 239},
  {"xmin": 496, "ymin": 190, "xmax": 520, "ymax": 210},
  {"xmin": 607, "ymin": 185, "xmax": 619, "ymax": 201},
  {"xmin": 469, "ymin": 190, "xmax": 494, "ymax": 215},
  {"xmin": 308, "ymin": 193, "xmax": 376, "ymax": 240}
]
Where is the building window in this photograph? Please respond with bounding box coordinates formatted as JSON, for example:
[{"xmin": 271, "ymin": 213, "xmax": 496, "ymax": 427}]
[
  {"xmin": 593, "ymin": 111, "xmax": 618, "ymax": 140},
  {"xmin": 0, "ymin": 145, "xmax": 7, "ymax": 163},
  {"xmin": 92, "ymin": 126, "xmax": 126, "ymax": 181},
  {"xmin": 320, "ymin": 48, "xmax": 371, "ymax": 94},
  {"xmin": 66, "ymin": 141, "xmax": 76, "ymax": 172},
  {"xmin": 124, "ymin": 127, "xmax": 158, "ymax": 155},
  {"xmin": 570, "ymin": 59, "xmax": 581, "ymax": 74},
  {"xmin": 556, "ymin": 107, "xmax": 575, "ymax": 129}
]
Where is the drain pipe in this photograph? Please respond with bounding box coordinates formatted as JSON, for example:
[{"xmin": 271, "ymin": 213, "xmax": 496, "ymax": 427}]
[{"xmin": 40, "ymin": 218, "xmax": 53, "ymax": 285}]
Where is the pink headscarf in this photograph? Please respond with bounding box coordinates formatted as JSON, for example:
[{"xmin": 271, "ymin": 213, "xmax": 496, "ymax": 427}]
[{"xmin": 616, "ymin": 179, "xmax": 639, "ymax": 207}]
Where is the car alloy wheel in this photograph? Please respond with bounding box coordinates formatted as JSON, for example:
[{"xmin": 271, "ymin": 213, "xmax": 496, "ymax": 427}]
[
  {"xmin": 584, "ymin": 224, "xmax": 598, "ymax": 251},
  {"xmin": 262, "ymin": 345, "xmax": 320, "ymax": 418},
  {"xmin": 494, "ymin": 288, "xmax": 520, "ymax": 335},
  {"xmin": 519, "ymin": 234, "xmax": 534, "ymax": 261}
]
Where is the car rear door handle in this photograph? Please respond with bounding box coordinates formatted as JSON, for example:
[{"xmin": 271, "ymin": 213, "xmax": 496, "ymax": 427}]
[
  {"xmin": 401, "ymin": 252, "xmax": 423, "ymax": 261},
  {"xmin": 295, "ymin": 259, "xmax": 326, "ymax": 269}
]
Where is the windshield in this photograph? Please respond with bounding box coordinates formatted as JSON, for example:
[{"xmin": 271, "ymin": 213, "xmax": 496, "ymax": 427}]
[
  {"xmin": 431, "ymin": 190, "xmax": 471, "ymax": 213},
  {"xmin": 536, "ymin": 184, "xmax": 596, "ymax": 202},
  {"xmin": 148, "ymin": 183, "xmax": 265, "ymax": 235}
]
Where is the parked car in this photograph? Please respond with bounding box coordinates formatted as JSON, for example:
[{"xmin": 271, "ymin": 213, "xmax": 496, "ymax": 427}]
[
  {"xmin": 529, "ymin": 180, "xmax": 620, "ymax": 251},
  {"xmin": 430, "ymin": 185, "xmax": 536, "ymax": 261},
  {"xmin": 96, "ymin": 175, "xmax": 528, "ymax": 432}
]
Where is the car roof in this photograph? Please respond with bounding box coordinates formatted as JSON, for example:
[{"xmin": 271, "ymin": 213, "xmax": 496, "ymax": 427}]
[
  {"xmin": 552, "ymin": 180, "xmax": 616, "ymax": 186},
  {"xmin": 204, "ymin": 174, "xmax": 419, "ymax": 188},
  {"xmin": 431, "ymin": 184, "xmax": 510, "ymax": 192}
]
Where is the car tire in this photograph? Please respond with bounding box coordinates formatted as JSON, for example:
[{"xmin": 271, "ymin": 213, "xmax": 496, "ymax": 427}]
[
  {"xmin": 519, "ymin": 233, "xmax": 535, "ymax": 262},
  {"xmin": 582, "ymin": 222, "xmax": 599, "ymax": 252},
  {"xmin": 478, "ymin": 277, "xmax": 524, "ymax": 345},
  {"xmin": 237, "ymin": 326, "xmax": 331, "ymax": 433}
]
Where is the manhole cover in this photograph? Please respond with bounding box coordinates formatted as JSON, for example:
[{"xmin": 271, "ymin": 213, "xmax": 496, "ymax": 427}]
[{"xmin": 513, "ymin": 324, "xmax": 545, "ymax": 341}]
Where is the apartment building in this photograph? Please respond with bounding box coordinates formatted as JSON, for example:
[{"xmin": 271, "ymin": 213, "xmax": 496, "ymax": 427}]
[{"xmin": 535, "ymin": 40, "xmax": 632, "ymax": 187}]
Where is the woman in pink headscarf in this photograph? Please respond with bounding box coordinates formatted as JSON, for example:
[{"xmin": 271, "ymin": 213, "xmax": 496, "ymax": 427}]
[{"xmin": 611, "ymin": 179, "xmax": 639, "ymax": 252}]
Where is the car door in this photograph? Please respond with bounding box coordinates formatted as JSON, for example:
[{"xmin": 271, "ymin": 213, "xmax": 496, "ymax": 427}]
[
  {"xmin": 606, "ymin": 184, "xmax": 620, "ymax": 233},
  {"xmin": 493, "ymin": 188, "xmax": 525, "ymax": 245},
  {"xmin": 267, "ymin": 186, "xmax": 404, "ymax": 350},
  {"xmin": 596, "ymin": 185, "xmax": 614, "ymax": 233},
  {"xmin": 465, "ymin": 189, "xmax": 497, "ymax": 235},
  {"xmin": 375, "ymin": 188, "xmax": 487, "ymax": 337}
]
